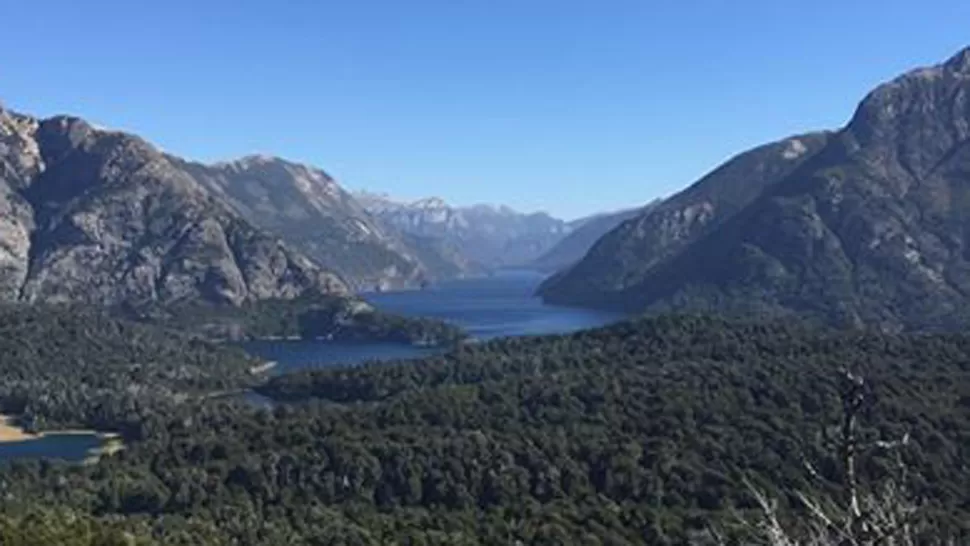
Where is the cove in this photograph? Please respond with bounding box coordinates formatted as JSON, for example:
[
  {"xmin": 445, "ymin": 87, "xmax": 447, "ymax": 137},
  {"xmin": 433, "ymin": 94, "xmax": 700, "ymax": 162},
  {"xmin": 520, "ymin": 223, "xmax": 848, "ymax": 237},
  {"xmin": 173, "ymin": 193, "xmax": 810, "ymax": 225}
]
[{"xmin": 0, "ymin": 416, "xmax": 122, "ymax": 463}]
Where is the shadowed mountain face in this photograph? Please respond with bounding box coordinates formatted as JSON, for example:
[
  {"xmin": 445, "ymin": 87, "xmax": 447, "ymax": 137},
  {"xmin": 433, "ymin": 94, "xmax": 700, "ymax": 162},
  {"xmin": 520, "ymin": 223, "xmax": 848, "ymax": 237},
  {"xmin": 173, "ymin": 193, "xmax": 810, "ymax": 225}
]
[
  {"xmin": 539, "ymin": 132, "xmax": 832, "ymax": 301},
  {"xmin": 541, "ymin": 47, "xmax": 970, "ymax": 331},
  {"xmin": 0, "ymin": 110, "xmax": 345, "ymax": 305},
  {"xmin": 530, "ymin": 204, "xmax": 658, "ymax": 273},
  {"xmin": 355, "ymin": 192, "xmax": 571, "ymax": 269}
]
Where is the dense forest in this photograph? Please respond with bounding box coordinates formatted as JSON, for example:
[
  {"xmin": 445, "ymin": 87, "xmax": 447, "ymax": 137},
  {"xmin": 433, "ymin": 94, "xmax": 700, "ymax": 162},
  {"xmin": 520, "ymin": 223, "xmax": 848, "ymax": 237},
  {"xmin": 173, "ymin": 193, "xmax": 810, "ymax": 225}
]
[
  {"xmin": 0, "ymin": 313, "xmax": 967, "ymax": 544},
  {"xmin": 0, "ymin": 305, "xmax": 258, "ymax": 435}
]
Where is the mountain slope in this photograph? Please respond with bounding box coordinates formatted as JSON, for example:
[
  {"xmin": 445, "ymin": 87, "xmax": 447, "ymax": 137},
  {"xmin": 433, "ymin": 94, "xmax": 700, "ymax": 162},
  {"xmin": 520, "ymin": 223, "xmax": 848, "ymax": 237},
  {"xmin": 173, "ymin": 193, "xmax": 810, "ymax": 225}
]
[
  {"xmin": 543, "ymin": 47, "xmax": 970, "ymax": 332},
  {"xmin": 539, "ymin": 131, "xmax": 831, "ymax": 301},
  {"xmin": 179, "ymin": 156, "xmax": 469, "ymax": 290},
  {"xmin": 356, "ymin": 192, "xmax": 570, "ymax": 268},
  {"xmin": 0, "ymin": 108, "xmax": 346, "ymax": 306},
  {"xmin": 530, "ymin": 204, "xmax": 656, "ymax": 272}
]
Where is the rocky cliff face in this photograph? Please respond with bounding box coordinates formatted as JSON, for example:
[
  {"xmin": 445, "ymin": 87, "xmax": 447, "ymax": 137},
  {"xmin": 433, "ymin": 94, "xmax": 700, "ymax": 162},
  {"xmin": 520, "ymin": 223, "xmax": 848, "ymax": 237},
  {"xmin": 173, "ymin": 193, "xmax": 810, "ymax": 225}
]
[
  {"xmin": 356, "ymin": 192, "xmax": 570, "ymax": 269},
  {"xmin": 541, "ymin": 47, "xmax": 970, "ymax": 331},
  {"xmin": 0, "ymin": 108, "xmax": 345, "ymax": 306},
  {"xmin": 0, "ymin": 110, "xmax": 39, "ymax": 300}
]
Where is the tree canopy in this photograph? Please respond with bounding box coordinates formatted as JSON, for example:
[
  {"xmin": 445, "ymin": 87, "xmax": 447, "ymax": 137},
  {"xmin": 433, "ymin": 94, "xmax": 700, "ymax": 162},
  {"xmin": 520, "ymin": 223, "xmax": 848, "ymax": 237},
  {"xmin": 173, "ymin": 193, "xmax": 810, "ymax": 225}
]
[{"xmin": 1, "ymin": 314, "xmax": 967, "ymax": 544}]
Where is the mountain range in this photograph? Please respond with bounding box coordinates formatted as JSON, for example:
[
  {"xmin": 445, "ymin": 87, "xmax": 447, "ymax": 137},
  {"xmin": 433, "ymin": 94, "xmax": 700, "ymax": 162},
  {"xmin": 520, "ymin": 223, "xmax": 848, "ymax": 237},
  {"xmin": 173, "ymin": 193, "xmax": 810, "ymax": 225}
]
[
  {"xmin": 0, "ymin": 98, "xmax": 641, "ymax": 309},
  {"xmin": 174, "ymin": 155, "xmax": 474, "ymax": 291},
  {"xmin": 541, "ymin": 47, "xmax": 970, "ymax": 332},
  {"xmin": 1, "ymin": 106, "xmax": 514, "ymax": 307},
  {"xmin": 355, "ymin": 192, "xmax": 574, "ymax": 269},
  {"xmin": 10, "ymin": 46, "xmax": 969, "ymax": 333},
  {"xmin": 0, "ymin": 98, "xmax": 643, "ymax": 310}
]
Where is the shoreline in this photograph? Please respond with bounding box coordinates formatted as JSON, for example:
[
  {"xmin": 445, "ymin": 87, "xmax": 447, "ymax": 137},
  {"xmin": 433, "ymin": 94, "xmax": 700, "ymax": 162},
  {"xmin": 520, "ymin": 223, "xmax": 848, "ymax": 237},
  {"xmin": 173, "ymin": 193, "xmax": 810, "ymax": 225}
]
[
  {"xmin": 248, "ymin": 360, "xmax": 278, "ymax": 375},
  {"xmin": 0, "ymin": 414, "xmax": 120, "ymax": 444}
]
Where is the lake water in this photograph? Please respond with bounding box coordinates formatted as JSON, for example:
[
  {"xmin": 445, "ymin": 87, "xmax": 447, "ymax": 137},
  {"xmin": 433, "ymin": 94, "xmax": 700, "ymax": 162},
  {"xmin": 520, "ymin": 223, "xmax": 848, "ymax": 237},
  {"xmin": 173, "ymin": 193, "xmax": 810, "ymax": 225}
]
[
  {"xmin": 1, "ymin": 271, "xmax": 622, "ymax": 460},
  {"xmin": 243, "ymin": 270, "xmax": 624, "ymax": 373},
  {"xmin": 0, "ymin": 434, "xmax": 103, "ymax": 463},
  {"xmin": 369, "ymin": 270, "xmax": 622, "ymax": 339}
]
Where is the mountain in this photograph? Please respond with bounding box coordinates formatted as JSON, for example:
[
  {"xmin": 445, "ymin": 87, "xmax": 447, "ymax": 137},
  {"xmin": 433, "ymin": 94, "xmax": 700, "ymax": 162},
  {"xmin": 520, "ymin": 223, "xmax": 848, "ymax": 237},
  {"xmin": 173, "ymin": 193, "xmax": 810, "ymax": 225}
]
[
  {"xmin": 0, "ymin": 108, "xmax": 345, "ymax": 306},
  {"xmin": 356, "ymin": 192, "xmax": 571, "ymax": 268},
  {"xmin": 529, "ymin": 203, "xmax": 658, "ymax": 272},
  {"xmin": 538, "ymin": 131, "xmax": 831, "ymax": 300},
  {"xmin": 176, "ymin": 156, "xmax": 470, "ymax": 291},
  {"xmin": 541, "ymin": 47, "xmax": 970, "ymax": 332}
]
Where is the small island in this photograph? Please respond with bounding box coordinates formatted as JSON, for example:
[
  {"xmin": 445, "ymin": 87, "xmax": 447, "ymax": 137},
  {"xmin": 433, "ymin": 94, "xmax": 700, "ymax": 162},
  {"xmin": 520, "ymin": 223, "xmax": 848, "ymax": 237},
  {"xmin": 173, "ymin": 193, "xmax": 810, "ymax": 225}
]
[{"xmin": 121, "ymin": 294, "xmax": 467, "ymax": 347}]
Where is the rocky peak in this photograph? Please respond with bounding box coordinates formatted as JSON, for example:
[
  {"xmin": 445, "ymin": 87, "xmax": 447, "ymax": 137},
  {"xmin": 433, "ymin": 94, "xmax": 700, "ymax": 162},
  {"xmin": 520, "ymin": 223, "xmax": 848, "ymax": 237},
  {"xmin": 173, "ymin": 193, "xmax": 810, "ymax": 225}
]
[
  {"xmin": 217, "ymin": 154, "xmax": 341, "ymax": 199},
  {"xmin": 222, "ymin": 154, "xmax": 314, "ymax": 174},
  {"xmin": 846, "ymin": 47, "xmax": 970, "ymax": 180},
  {"xmin": 943, "ymin": 46, "xmax": 970, "ymax": 75},
  {"xmin": 411, "ymin": 197, "xmax": 449, "ymax": 210},
  {"xmin": 0, "ymin": 108, "xmax": 44, "ymax": 188}
]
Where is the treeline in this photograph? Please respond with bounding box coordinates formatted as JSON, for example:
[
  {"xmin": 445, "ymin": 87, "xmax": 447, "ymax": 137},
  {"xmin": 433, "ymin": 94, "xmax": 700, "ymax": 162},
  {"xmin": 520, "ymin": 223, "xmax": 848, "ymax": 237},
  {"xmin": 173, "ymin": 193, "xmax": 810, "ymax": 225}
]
[
  {"xmin": 0, "ymin": 315, "xmax": 967, "ymax": 544},
  {"xmin": 120, "ymin": 295, "xmax": 466, "ymax": 346},
  {"xmin": 0, "ymin": 507, "xmax": 153, "ymax": 546}
]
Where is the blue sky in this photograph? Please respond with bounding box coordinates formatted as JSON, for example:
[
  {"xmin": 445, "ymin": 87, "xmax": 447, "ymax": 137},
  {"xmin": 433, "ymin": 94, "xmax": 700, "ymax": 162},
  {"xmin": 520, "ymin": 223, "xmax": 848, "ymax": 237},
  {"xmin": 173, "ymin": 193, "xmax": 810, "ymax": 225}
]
[{"xmin": 1, "ymin": 1, "xmax": 967, "ymax": 219}]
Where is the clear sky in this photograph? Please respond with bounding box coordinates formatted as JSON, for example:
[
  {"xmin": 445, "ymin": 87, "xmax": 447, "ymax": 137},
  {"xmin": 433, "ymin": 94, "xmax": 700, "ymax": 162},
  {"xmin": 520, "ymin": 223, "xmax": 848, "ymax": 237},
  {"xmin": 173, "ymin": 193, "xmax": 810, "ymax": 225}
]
[{"xmin": 1, "ymin": 1, "xmax": 967, "ymax": 219}]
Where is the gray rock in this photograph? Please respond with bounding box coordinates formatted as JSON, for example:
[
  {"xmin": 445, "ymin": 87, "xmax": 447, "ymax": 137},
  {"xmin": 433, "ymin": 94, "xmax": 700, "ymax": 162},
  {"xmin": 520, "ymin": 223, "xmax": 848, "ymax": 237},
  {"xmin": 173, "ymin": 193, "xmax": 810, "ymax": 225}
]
[{"xmin": 0, "ymin": 108, "xmax": 346, "ymax": 306}]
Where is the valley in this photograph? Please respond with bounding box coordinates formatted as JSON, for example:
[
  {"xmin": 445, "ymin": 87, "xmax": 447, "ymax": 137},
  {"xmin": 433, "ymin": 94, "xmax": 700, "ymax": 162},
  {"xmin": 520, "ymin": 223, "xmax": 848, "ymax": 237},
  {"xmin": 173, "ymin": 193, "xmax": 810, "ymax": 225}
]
[{"xmin": 1, "ymin": 26, "xmax": 969, "ymax": 546}]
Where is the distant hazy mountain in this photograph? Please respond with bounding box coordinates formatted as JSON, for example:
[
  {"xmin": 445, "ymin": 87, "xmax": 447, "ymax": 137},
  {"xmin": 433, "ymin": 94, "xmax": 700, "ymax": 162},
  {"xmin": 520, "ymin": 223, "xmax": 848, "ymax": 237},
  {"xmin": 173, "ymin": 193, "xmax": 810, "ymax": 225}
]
[
  {"xmin": 177, "ymin": 156, "xmax": 470, "ymax": 291},
  {"xmin": 530, "ymin": 203, "xmax": 659, "ymax": 272},
  {"xmin": 542, "ymin": 47, "xmax": 970, "ymax": 331},
  {"xmin": 356, "ymin": 192, "xmax": 571, "ymax": 268}
]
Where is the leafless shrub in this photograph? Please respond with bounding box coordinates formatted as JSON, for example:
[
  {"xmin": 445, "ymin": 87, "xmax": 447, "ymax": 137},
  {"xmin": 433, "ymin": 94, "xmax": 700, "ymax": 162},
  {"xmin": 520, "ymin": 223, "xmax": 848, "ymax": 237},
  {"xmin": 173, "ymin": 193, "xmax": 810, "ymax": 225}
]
[{"xmin": 717, "ymin": 370, "xmax": 955, "ymax": 546}]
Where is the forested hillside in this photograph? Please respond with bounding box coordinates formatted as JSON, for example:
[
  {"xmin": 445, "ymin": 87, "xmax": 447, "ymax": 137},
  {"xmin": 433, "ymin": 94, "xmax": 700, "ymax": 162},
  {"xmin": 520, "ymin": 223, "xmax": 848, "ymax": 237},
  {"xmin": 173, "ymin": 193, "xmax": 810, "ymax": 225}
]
[
  {"xmin": 1, "ymin": 315, "xmax": 966, "ymax": 544},
  {"xmin": 0, "ymin": 306, "xmax": 257, "ymax": 435}
]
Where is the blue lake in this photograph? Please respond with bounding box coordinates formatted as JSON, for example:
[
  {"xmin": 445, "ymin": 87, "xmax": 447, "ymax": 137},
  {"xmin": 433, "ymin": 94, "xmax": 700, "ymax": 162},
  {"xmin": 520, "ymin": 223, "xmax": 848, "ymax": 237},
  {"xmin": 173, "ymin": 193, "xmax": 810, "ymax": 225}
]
[
  {"xmin": 242, "ymin": 270, "xmax": 625, "ymax": 373},
  {"xmin": 0, "ymin": 434, "xmax": 103, "ymax": 463}
]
